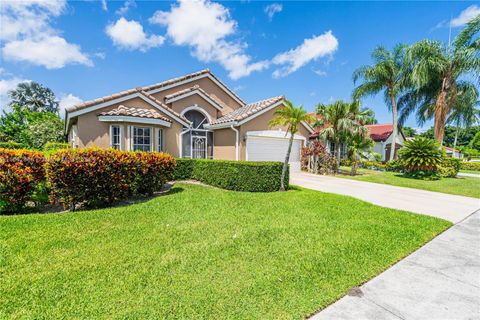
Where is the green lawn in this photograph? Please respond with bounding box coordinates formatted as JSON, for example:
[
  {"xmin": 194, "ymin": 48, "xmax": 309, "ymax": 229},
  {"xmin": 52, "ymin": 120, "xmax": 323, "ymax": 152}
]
[
  {"xmin": 0, "ymin": 183, "xmax": 450, "ymax": 319},
  {"xmin": 460, "ymin": 169, "xmax": 480, "ymax": 175},
  {"xmin": 339, "ymin": 169, "xmax": 480, "ymax": 198}
]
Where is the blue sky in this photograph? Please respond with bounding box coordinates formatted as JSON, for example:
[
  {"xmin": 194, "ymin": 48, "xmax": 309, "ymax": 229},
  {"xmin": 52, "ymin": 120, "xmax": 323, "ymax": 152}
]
[{"xmin": 1, "ymin": 1, "xmax": 479, "ymax": 129}]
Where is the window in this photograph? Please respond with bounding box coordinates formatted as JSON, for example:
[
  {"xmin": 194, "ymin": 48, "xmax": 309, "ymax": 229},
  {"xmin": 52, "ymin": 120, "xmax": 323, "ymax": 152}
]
[
  {"xmin": 157, "ymin": 129, "xmax": 163, "ymax": 152},
  {"xmin": 111, "ymin": 125, "xmax": 121, "ymax": 149},
  {"xmin": 132, "ymin": 127, "xmax": 151, "ymax": 151}
]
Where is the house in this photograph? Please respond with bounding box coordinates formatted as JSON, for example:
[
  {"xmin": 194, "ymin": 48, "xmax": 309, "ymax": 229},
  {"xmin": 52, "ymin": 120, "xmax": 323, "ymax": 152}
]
[
  {"xmin": 65, "ymin": 69, "xmax": 314, "ymax": 170},
  {"xmin": 365, "ymin": 124, "xmax": 406, "ymax": 161},
  {"xmin": 444, "ymin": 146, "xmax": 463, "ymax": 159}
]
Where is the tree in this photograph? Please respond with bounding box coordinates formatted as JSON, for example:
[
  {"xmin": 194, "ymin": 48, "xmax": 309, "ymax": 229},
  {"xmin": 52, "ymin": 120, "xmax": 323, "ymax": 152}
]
[
  {"xmin": 401, "ymin": 126, "xmax": 417, "ymax": 137},
  {"xmin": 447, "ymin": 85, "xmax": 479, "ymax": 149},
  {"xmin": 315, "ymin": 100, "xmax": 371, "ymax": 172},
  {"xmin": 0, "ymin": 105, "xmax": 65, "ymax": 149},
  {"xmin": 269, "ymin": 100, "xmax": 314, "ymax": 191},
  {"xmin": 353, "ymin": 44, "xmax": 408, "ymax": 161},
  {"xmin": 400, "ymin": 15, "xmax": 480, "ymax": 143},
  {"xmin": 8, "ymin": 81, "xmax": 59, "ymax": 113},
  {"xmin": 471, "ymin": 131, "xmax": 480, "ymax": 150},
  {"xmin": 347, "ymin": 133, "xmax": 374, "ymax": 176}
]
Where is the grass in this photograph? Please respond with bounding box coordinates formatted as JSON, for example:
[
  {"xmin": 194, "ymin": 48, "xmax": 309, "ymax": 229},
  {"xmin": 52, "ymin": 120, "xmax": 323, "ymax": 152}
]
[
  {"xmin": 0, "ymin": 183, "xmax": 450, "ymax": 319},
  {"xmin": 339, "ymin": 168, "xmax": 480, "ymax": 198}
]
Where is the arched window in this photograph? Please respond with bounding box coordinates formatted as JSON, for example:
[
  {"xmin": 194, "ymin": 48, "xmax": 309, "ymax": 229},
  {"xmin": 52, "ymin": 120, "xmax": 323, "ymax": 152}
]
[{"xmin": 181, "ymin": 108, "xmax": 213, "ymax": 159}]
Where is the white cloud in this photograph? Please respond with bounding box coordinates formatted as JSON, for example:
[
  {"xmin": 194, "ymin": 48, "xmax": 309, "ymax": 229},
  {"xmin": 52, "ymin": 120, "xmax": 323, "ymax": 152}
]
[
  {"xmin": 272, "ymin": 31, "xmax": 338, "ymax": 78},
  {"xmin": 451, "ymin": 5, "xmax": 480, "ymax": 27},
  {"xmin": 101, "ymin": 0, "xmax": 108, "ymax": 11},
  {"xmin": 3, "ymin": 36, "xmax": 93, "ymax": 69},
  {"xmin": 106, "ymin": 17, "xmax": 164, "ymax": 52},
  {"xmin": 312, "ymin": 68, "xmax": 327, "ymax": 76},
  {"xmin": 150, "ymin": 0, "xmax": 268, "ymax": 79},
  {"xmin": 0, "ymin": 77, "xmax": 31, "ymax": 111},
  {"xmin": 116, "ymin": 0, "xmax": 136, "ymax": 15},
  {"xmin": 0, "ymin": 0, "xmax": 92, "ymax": 69},
  {"xmin": 59, "ymin": 93, "xmax": 83, "ymax": 117},
  {"xmin": 264, "ymin": 3, "xmax": 282, "ymax": 21}
]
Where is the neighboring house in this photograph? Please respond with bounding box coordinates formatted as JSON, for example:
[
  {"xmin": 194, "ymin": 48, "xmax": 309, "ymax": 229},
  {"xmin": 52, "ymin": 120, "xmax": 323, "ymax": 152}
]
[
  {"xmin": 444, "ymin": 146, "xmax": 463, "ymax": 159},
  {"xmin": 365, "ymin": 124, "xmax": 406, "ymax": 161},
  {"xmin": 65, "ymin": 69, "xmax": 314, "ymax": 170}
]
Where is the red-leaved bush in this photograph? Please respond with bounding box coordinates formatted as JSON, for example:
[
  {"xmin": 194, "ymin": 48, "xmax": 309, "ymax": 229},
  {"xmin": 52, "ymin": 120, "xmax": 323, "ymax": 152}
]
[
  {"xmin": 0, "ymin": 148, "xmax": 45, "ymax": 213},
  {"xmin": 45, "ymin": 148, "xmax": 176, "ymax": 209}
]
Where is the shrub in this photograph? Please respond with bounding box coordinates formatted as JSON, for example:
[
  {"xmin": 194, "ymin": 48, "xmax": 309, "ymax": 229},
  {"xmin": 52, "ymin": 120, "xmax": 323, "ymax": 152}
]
[
  {"xmin": 43, "ymin": 142, "xmax": 70, "ymax": 152},
  {"xmin": 439, "ymin": 158, "xmax": 461, "ymax": 177},
  {"xmin": 301, "ymin": 141, "xmax": 336, "ymax": 174},
  {"xmin": 361, "ymin": 160, "xmax": 386, "ymax": 169},
  {"xmin": 46, "ymin": 148, "xmax": 175, "ymax": 209},
  {"xmin": 399, "ymin": 137, "xmax": 443, "ymax": 177},
  {"xmin": 0, "ymin": 148, "xmax": 45, "ymax": 213},
  {"xmin": 173, "ymin": 159, "xmax": 287, "ymax": 192},
  {"xmin": 460, "ymin": 161, "xmax": 480, "ymax": 172},
  {"xmin": 385, "ymin": 159, "xmax": 403, "ymax": 172},
  {"xmin": 0, "ymin": 141, "xmax": 25, "ymax": 149}
]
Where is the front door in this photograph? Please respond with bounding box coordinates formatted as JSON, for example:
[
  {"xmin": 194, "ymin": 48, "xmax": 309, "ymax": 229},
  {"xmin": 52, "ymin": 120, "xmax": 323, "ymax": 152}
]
[{"xmin": 192, "ymin": 136, "xmax": 206, "ymax": 159}]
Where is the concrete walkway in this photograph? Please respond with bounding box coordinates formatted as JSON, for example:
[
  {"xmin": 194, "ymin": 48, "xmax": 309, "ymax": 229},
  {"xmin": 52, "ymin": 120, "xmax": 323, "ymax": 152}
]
[
  {"xmin": 291, "ymin": 172, "xmax": 479, "ymax": 223},
  {"xmin": 458, "ymin": 172, "xmax": 480, "ymax": 178},
  {"xmin": 310, "ymin": 210, "xmax": 480, "ymax": 320}
]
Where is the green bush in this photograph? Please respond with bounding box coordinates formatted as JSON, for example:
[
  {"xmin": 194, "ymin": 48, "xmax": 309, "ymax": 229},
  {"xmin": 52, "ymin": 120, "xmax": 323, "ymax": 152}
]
[
  {"xmin": 460, "ymin": 161, "xmax": 480, "ymax": 172},
  {"xmin": 361, "ymin": 160, "xmax": 386, "ymax": 169},
  {"xmin": 173, "ymin": 159, "xmax": 287, "ymax": 192},
  {"xmin": 385, "ymin": 160, "xmax": 403, "ymax": 172},
  {"xmin": 399, "ymin": 137, "xmax": 443, "ymax": 177},
  {"xmin": 0, "ymin": 141, "xmax": 25, "ymax": 149},
  {"xmin": 46, "ymin": 148, "xmax": 176, "ymax": 210},
  {"xmin": 43, "ymin": 142, "xmax": 70, "ymax": 152},
  {"xmin": 439, "ymin": 158, "xmax": 461, "ymax": 177}
]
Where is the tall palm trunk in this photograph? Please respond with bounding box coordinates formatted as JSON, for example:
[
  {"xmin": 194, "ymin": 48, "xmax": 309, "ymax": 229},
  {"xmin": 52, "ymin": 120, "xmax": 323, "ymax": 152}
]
[
  {"xmin": 434, "ymin": 80, "xmax": 449, "ymax": 144},
  {"xmin": 280, "ymin": 132, "xmax": 294, "ymax": 191},
  {"xmin": 389, "ymin": 94, "xmax": 398, "ymax": 161},
  {"xmin": 335, "ymin": 141, "xmax": 341, "ymax": 173}
]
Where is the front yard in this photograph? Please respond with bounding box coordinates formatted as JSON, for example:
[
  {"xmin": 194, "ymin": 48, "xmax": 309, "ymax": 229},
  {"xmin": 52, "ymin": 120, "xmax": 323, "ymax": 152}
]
[
  {"xmin": 0, "ymin": 183, "xmax": 450, "ymax": 319},
  {"xmin": 338, "ymin": 168, "xmax": 480, "ymax": 198}
]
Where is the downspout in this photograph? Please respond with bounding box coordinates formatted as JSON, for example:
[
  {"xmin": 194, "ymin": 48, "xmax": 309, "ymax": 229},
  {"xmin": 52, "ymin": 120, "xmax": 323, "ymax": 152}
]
[{"xmin": 230, "ymin": 125, "xmax": 239, "ymax": 161}]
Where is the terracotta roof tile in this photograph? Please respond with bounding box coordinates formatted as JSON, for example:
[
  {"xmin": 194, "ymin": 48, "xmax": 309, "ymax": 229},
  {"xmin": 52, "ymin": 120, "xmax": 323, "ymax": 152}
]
[
  {"xmin": 365, "ymin": 124, "xmax": 394, "ymax": 142},
  {"xmin": 212, "ymin": 96, "xmax": 284, "ymax": 125},
  {"xmin": 98, "ymin": 105, "xmax": 172, "ymax": 122}
]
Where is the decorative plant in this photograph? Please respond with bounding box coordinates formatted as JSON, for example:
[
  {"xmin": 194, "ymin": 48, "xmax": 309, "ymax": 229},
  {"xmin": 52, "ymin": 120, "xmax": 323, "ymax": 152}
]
[
  {"xmin": 399, "ymin": 137, "xmax": 443, "ymax": 179},
  {"xmin": 347, "ymin": 133, "xmax": 375, "ymax": 176},
  {"xmin": 301, "ymin": 140, "xmax": 336, "ymax": 174}
]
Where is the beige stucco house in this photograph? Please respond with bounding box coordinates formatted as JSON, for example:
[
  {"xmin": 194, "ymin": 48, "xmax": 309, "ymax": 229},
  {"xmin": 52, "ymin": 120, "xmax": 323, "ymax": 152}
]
[{"xmin": 65, "ymin": 69, "xmax": 313, "ymax": 170}]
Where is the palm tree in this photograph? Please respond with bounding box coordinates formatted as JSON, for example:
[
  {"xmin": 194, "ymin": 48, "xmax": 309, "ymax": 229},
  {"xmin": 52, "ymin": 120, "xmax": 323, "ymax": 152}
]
[
  {"xmin": 8, "ymin": 81, "xmax": 59, "ymax": 113},
  {"xmin": 447, "ymin": 85, "xmax": 480, "ymax": 149},
  {"xmin": 352, "ymin": 44, "xmax": 408, "ymax": 161},
  {"xmin": 269, "ymin": 100, "xmax": 314, "ymax": 191},
  {"xmin": 347, "ymin": 133, "xmax": 375, "ymax": 176},
  {"xmin": 315, "ymin": 100, "xmax": 371, "ymax": 172},
  {"xmin": 400, "ymin": 15, "xmax": 480, "ymax": 143}
]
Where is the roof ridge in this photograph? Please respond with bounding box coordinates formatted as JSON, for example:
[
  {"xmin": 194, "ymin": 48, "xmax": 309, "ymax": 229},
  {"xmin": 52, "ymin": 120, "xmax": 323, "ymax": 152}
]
[{"xmin": 246, "ymin": 95, "xmax": 284, "ymax": 106}]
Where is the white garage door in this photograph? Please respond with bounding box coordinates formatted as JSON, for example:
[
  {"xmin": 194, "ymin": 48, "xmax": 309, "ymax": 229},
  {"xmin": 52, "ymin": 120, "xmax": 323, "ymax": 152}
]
[{"xmin": 246, "ymin": 131, "xmax": 304, "ymax": 171}]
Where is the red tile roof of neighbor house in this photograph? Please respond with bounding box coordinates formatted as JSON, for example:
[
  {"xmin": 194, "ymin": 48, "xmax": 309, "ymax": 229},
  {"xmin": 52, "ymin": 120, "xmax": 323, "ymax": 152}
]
[
  {"xmin": 98, "ymin": 105, "xmax": 172, "ymax": 122},
  {"xmin": 365, "ymin": 124, "xmax": 395, "ymax": 142},
  {"xmin": 445, "ymin": 146, "xmax": 461, "ymax": 153}
]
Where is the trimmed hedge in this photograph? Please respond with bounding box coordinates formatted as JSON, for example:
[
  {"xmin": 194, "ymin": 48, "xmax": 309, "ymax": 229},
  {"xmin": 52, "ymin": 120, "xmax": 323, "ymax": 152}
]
[
  {"xmin": 0, "ymin": 141, "xmax": 25, "ymax": 149},
  {"xmin": 174, "ymin": 158, "xmax": 287, "ymax": 192},
  {"xmin": 0, "ymin": 148, "xmax": 45, "ymax": 213},
  {"xmin": 439, "ymin": 158, "xmax": 461, "ymax": 177},
  {"xmin": 461, "ymin": 161, "xmax": 480, "ymax": 172},
  {"xmin": 46, "ymin": 148, "xmax": 175, "ymax": 209},
  {"xmin": 43, "ymin": 142, "xmax": 70, "ymax": 152}
]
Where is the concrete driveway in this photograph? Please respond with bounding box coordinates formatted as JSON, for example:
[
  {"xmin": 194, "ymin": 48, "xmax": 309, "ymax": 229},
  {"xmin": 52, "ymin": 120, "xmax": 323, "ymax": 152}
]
[
  {"xmin": 310, "ymin": 210, "xmax": 480, "ymax": 320},
  {"xmin": 290, "ymin": 172, "xmax": 479, "ymax": 223}
]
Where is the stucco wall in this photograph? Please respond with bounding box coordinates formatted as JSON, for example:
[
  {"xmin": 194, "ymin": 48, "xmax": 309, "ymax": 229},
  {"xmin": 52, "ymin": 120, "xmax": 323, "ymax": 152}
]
[
  {"xmin": 170, "ymin": 94, "xmax": 221, "ymax": 121},
  {"xmin": 212, "ymin": 128, "xmax": 236, "ymax": 160}
]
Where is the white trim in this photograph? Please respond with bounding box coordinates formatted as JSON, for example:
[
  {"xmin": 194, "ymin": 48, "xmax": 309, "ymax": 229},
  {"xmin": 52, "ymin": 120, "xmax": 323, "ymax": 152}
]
[
  {"xmin": 165, "ymin": 89, "xmax": 223, "ymax": 111},
  {"xmin": 245, "ymin": 130, "xmax": 307, "ymax": 141},
  {"xmin": 98, "ymin": 115, "xmax": 172, "ymax": 127},
  {"xmin": 300, "ymin": 120, "xmax": 315, "ymax": 134},
  {"xmin": 147, "ymin": 73, "xmax": 245, "ymax": 107},
  {"xmin": 204, "ymin": 121, "xmax": 239, "ymax": 130},
  {"xmin": 180, "ymin": 105, "xmax": 213, "ymax": 125},
  {"xmin": 230, "ymin": 125, "xmax": 239, "ymax": 161},
  {"xmin": 136, "ymin": 94, "xmax": 189, "ymax": 126},
  {"xmin": 109, "ymin": 124, "xmax": 121, "ymax": 149}
]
